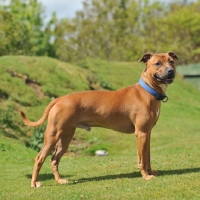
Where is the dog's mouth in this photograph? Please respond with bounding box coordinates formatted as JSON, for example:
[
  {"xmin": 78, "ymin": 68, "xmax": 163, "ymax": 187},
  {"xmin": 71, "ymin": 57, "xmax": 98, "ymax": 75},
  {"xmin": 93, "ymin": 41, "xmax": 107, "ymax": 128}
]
[{"xmin": 154, "ymin": 74, "xmax": 174, "ymax": 84}]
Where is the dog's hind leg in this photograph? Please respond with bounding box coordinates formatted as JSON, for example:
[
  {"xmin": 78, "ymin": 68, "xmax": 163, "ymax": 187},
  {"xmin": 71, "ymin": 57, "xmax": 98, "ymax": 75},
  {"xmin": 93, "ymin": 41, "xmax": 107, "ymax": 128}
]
[
  {"xmin": 31, "ymin": 132, "xmax": 59, "ymax": 187},
  {"xmin": 50, "ymin": 127, "xmax": 75, "ymax": 184},
  {"xmin": 31, "ymin": 124, "xmax": 64, "ymax": 188}
]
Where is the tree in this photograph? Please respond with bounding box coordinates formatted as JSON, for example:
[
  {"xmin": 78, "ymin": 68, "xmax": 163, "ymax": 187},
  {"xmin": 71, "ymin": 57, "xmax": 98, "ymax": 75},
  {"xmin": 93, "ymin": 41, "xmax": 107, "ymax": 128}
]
[
  {"xmin": 0, "ymin": 0, "xmax": 57, "ymax": 56},
  {"xmin": 1, "ymin": 0, "xmax": 200, "ymax": 64},
  {"xmin": 159, "ymin": 0, "xmax": 200, "ymax": 64},
  {"xmin": 54, "ymin": 0, "xmax": 165, "ymax": 62},
  {"xmin": 54, "ymin": 0, "xmax": 200, "ymax": 64}
]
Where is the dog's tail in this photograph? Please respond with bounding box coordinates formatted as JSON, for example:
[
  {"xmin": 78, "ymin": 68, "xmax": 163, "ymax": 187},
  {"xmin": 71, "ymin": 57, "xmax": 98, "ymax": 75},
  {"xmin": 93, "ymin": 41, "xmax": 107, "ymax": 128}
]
[{"xmin": 20, "ymin": 98, "xmax": 59, "ymax": 127}]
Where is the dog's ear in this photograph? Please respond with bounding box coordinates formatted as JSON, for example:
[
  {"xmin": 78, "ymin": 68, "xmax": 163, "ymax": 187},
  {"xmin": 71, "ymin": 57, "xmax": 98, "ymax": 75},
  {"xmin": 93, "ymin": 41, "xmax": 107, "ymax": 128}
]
[
  {"xmin": 138, "ymin": 53, "xmax": 152, "ymax": 63},
  {"xmin": 168, "ymin": 51, "xmax": 178, "ymax": 60}
]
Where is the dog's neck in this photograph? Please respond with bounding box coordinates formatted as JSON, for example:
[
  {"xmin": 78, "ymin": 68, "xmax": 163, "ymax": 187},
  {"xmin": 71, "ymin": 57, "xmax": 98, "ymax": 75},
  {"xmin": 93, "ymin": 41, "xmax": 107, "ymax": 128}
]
[{"xmin": 139, "ymin": 77, "xmax": 168, "ymax": 102}]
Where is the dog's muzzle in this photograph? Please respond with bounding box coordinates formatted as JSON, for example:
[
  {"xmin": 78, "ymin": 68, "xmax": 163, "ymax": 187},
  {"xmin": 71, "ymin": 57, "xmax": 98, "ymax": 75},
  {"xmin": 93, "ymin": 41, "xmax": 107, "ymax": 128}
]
[{"xmin": 155, "ymin": 68, "xmax": 175, "ymax": 84}]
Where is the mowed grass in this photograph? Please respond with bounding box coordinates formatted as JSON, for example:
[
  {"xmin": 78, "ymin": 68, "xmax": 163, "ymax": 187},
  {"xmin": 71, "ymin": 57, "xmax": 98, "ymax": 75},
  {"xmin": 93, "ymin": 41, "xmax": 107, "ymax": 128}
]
[
  {"xmin": 0, "ymin": 56, "xmax": 200, "ymax": 199},
  {"xmin": 1, "ymin": 132, "xmax": 200, "ymax": 200}
]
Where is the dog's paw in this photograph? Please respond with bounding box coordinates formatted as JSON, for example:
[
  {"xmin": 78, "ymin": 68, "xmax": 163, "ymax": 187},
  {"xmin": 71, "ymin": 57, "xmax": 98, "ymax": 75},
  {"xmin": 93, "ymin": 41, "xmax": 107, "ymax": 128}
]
[
  {"xmin": 57, "ymin": 179, "xmax": 68, "ymax": 184},
  {"xmin": 143, "ymin": 175, "xmax": 155, "ymax": 180},
  {"xmin": 31, "ymin": 181, "xmax": 41, "ymax": 188},
  {"xmin": 148, "ymin": 170, "xmax": 158, "ymax": 176}
]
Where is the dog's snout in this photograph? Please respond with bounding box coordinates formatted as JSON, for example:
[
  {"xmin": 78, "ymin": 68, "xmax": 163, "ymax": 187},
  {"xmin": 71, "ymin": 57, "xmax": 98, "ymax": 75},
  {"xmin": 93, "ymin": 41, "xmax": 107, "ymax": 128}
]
[{"xmin": 166, "ymin": 68, "xmax": 174, "ymax": 76}]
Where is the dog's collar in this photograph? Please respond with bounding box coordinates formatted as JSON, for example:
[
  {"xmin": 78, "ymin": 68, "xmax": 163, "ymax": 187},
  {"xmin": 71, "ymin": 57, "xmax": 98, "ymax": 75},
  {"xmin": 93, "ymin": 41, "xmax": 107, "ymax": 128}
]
[{"xmin": 139, "ymin": 77, "xmax": 168, "ymax": 102}]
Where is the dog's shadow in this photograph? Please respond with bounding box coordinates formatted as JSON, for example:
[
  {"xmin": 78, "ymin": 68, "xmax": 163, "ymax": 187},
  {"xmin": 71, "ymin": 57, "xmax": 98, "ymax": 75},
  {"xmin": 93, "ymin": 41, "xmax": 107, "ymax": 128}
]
[
  {"xmin": 70, "ymin": 167, "xmax": 200, "ymax": 184},
  {"xmin": 26, "ymin": 167, "xmax": 200, "ymax": 184}
]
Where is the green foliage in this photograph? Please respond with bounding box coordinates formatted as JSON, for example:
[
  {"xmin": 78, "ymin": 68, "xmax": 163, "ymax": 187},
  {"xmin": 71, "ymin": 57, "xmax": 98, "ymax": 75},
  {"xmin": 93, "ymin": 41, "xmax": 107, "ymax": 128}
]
[
  {"xmin": 0, "ymin": 0, "xmax": 56, "ymax": 56},
  {"xmin": 1, "ymin": 0, "xmax": 200, "ymax": 64},
  {"xmin": 157, "ymin": 1, "xmax": 200, "ymax": 64},
  {"xmin": 0, "ymin": 109, "xmax": 15, "ymax": 128},
  {"xmin": 54, "ymin": 0, "xmax": 200, "ymax": 64},
  {"xmin": 30, "ymin": 125, "xmax": 45, "ymax": 152},
  {"xmin": 0, "ymin": 108, "xmax": 16, "ymax": 130}
]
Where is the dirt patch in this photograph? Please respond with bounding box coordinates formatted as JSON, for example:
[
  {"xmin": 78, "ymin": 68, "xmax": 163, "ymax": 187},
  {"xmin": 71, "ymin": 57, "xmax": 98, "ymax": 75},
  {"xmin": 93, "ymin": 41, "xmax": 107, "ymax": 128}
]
[
  {"xmin": 26, "ymin": 82, "xmax": 45, "ymax": 98},
  {"xmin": 6, "ymin": 69, "xmax": 45, "ymax": 98}
]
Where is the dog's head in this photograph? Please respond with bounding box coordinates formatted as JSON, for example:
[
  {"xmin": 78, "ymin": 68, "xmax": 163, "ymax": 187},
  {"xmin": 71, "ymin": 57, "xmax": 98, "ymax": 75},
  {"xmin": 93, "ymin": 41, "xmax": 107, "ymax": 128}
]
[{"xmin": 138, "ymin": 52, "xmax": 178, "ymax": 85}]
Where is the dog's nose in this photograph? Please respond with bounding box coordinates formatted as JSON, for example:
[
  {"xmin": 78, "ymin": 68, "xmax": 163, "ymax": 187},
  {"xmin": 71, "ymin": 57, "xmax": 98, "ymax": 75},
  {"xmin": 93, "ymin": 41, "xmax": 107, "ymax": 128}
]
[{"xmin": 166, "ymin": 68, "xmax": 174, "ymax": 76}]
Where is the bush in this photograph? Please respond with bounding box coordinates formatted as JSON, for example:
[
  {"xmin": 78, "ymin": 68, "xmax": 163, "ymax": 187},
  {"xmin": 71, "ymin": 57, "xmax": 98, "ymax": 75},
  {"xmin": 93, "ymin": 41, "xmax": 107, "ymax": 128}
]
[
  {"xmin": 30, "ymin": 125, "xmax": 45, "ymax": 152},
  {"xmin": 0, "ymin": 108, "xmax": 17, "ymax": 130}
]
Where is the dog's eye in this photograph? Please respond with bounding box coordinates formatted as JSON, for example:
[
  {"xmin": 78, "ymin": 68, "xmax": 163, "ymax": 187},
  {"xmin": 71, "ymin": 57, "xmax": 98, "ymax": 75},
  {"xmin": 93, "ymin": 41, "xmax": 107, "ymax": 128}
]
[
  {"xmin": 154, "ymin": 62, "xmax": 161, "ymax": 66},
  {"xmin": 169, "ymin": 60, "xmax": 174, "ymax": 65}
]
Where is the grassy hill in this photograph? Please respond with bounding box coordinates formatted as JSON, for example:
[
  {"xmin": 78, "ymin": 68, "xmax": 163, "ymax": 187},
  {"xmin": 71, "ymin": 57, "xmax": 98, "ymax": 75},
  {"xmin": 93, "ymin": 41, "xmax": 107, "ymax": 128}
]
[
  {"xmin": 1, "ymin": 56, "xmax": 200, "ymax": 199},
  {"xmin": 0, "ymin": 56, "xmax": 144, "ymax": 153}
]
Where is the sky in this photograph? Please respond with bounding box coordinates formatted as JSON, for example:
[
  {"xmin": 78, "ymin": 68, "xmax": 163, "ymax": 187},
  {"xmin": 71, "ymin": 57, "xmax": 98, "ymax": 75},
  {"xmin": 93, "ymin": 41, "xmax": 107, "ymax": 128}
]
[
  {"xmin": 39, "ymin": 0, "xmax": 175, "ymax": 20},
  {"xmin": 39, "ymin": 0, "xmax": 84, "ymax": 20},
  {"xmin": 39, "ymin": 0, "xmax": 192, "ymax": 21}
]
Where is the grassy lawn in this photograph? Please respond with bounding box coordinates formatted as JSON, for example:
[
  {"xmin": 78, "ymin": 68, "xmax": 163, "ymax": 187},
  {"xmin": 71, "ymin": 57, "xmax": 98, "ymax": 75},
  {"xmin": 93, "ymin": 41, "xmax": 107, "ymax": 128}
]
[
  {"xmin": 0, "ymin": 56, "xmax": 200, "ymax": 199},
  {"xmin": 1, "ymin": 133, "xmax": 200, "ymax": 200}
]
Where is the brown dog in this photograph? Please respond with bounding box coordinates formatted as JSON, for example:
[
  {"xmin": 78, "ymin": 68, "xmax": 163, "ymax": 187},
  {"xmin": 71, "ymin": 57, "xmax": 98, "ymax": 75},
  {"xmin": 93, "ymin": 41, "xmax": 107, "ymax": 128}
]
[{"xmin": 20, "ymin": 52, "xmax": 178, "ymax": 187}]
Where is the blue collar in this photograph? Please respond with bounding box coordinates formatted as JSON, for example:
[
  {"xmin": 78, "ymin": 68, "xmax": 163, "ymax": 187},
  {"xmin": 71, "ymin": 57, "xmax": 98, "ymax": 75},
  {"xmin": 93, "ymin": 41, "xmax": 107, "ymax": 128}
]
[{"xmin": 139, "ymin": 77, "xmax": 168, "ymax": 102}]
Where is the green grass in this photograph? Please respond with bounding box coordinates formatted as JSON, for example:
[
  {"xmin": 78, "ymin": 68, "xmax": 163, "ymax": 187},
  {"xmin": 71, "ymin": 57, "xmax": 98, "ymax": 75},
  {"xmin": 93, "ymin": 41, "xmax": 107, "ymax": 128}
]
[
  {"xmin": 1, "ymin": 133, "xmax": 200, "ymax": 200},
  {"xmin": 0, "ymin": 56, "xmax": 200, "ymax": 199}
]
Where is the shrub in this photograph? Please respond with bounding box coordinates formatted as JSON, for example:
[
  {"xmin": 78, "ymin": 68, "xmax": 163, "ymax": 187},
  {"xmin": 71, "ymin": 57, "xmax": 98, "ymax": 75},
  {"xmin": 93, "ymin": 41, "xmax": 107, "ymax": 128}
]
[
  {"xmin": 30, "ymin": 125, "xmax": 45, "ymax": 152},
  {"xmin": 0, "ymin": 108, "xmax": 17, "ymax": 130}
]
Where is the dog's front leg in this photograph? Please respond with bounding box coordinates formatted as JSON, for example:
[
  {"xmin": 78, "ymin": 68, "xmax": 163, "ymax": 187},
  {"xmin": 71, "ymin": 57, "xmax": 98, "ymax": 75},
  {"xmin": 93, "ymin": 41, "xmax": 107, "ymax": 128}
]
[
  {"xmin": 135, "ymin": 130, "xmax": 155, "ymax": 180},
  {"xmin": 146, "ymin": 131, "xmax": 158, "ymax": 176}
]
